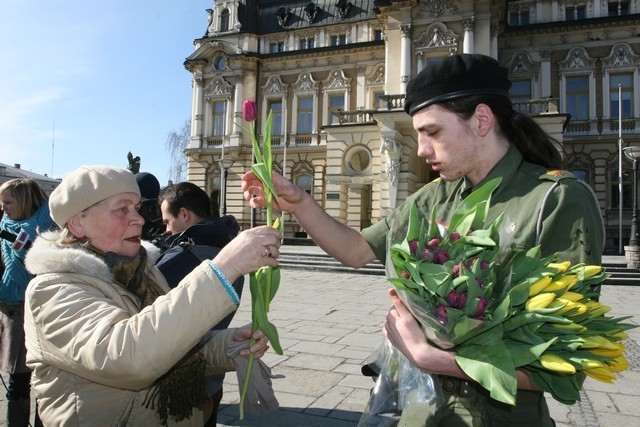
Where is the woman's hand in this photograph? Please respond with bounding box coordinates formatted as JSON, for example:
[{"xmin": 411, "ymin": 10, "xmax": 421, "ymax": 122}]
[
  {"xmin": 241, "ymin": 171, "xmax": 308, "ymax": 215},
  {"xmin": 233, "ymin": 324, "xmax": 270, "ymax": 359},
  {"xmin": 213, "ymin": 226, "xmax": 282, "ymax": 283}
]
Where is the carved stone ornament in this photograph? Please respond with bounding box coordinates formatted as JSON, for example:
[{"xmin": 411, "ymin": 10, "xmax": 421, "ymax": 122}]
[
  {"xmin": 558, "ymin": 47, "xmax": 596, "ymax": 71},
  {"xmin": 325, "ymin": 69, "xmax": 351, "ymax": 89},
  {"xmin": 415, "ymin": 24, "xmax": 459, "ymax": 49},
  {"xmin": 602, "ymin": 43, "xmax": 640, "ymax": 68},
  {"xmin": 304, "ymin": 3, "xmax": 321, "ymax": 24},
  {"xmin": 417, "ymin": 0, "xmax": 458, "ymax": 18},
  {"xmin": 205, "ymin": 77, "xmax": 233, "ymax": 98},
  {"xmin": 366, "ymin": 64, "xmax": 385, "ymax": 85},
  {"xmin": 293, "ymin": 72, "xmax": 319, "ymax": 92},
  {"xmin": 263, "ymin": 75, "xmax": 288, "ymax": 96}
]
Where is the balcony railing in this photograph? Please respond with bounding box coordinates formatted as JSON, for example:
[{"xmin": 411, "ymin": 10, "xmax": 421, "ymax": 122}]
[
  {"xmin": 513, "ymin": 98, "xmax": 559, "ymax": 115},
  {"xmin": 204, "ymin": 136, "xmax": 224, "ymax": 148},
  {"xmin": 566, "ymin": 120, "xmax": 591, "ymax": 134},
  {"xmin": 331, "ymin": 110, "xmax": 376, "ymax": 125},
  {"xmin": 610, "ymin": 119, "xmax": 636, "ymax": 132},
  {"xmin": 379, "ymin": 95, "xmax": 405, "ymax": 111}
]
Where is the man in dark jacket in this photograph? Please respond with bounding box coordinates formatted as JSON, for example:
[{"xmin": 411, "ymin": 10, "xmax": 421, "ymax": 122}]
[{"xmin": 156, "ymin": 181, "xmax": 244, "ymax": 426}]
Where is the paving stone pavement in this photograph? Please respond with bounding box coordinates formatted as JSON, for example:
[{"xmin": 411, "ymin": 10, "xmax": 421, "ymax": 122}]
[{"xmin": 1, "ymin": 252, "xmax": 638, "ymax": 427}]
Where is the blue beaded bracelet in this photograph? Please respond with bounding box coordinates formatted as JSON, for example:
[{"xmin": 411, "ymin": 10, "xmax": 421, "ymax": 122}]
[{"xmin": 207, "ymin": 261, "xmax": 239, "ymax": 305}]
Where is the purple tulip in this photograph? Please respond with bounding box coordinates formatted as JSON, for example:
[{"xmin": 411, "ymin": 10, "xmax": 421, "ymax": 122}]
[
  {"xmin": 402, "ymin": 271, "xmax": 411, "ymax": 280},
  {"xmin": 436, "ymin": 305, "xmax": 448, "ymax": 322},
  {"xmin": 475, "ymin": 297, "xmax": 488, "ymax": 318},
  {"xmin": 480, "ymin": 261, "xmax": 490, "ymax": 270},
  {"xmin": 476, "ymin": 278, "xmax": 484, "ymax": 288},
  {"xmin": 449, "ymin": 232, "xmax": 461, "ymax": 243},
  {"xmin": 445, "ymin": 291, "xmax": 459, "ymax": 307},
  {"xmin": 433, "ymin": 250, "xmax": 449, "ymax": 265},
  {"xmin": 243, "ymin": 99, "xmax": 258, "ymax": 122},
  {"xmin": 408, "ymin": 239, "xmax": 418, "ymax": 256},
  {"xmin": 452, "ymin": 263, "xmax": 461, "ymax": 278},
  {"xmin": 427, "ymin": 238, "xmax": 441, "ymax": 251},
  {"xmin": 421, "ymin": 249, "xmax": 434, "ymax": 261},
  {"xmin": 459, "ymin": 292, "xmax": 467, "ymax": 307}
]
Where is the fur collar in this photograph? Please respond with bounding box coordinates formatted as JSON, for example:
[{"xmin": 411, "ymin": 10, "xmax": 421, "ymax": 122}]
[{"xmin": 25, "ymin": 230, "xmax": 161, "ymax": 279}]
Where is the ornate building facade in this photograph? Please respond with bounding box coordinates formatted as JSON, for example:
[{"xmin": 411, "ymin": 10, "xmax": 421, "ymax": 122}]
[{"xmin": 183, "ymin": 0, "xmax": 640, "ymax": 254}]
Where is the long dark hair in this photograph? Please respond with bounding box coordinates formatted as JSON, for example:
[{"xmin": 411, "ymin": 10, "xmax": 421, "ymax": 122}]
[{"xmin": 440, "ymin": 95, "xmax": 563, "ymax": 169}]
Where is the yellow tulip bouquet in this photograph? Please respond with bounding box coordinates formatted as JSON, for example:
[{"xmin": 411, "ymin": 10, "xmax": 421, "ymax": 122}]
[{"xmin": 384, "ymin": 176, "xmax": 635, "ymax": 408}]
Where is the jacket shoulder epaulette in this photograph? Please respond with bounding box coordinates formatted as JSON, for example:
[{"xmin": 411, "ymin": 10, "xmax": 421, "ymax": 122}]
[{"xmin": 538, "ymin": 170, "xmax": 576, "ymax": 182}]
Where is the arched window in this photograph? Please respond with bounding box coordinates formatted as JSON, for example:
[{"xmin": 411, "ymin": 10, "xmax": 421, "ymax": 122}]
[{"xmin": 220, "ymin": 9, "xmax": 230, "ymax": 32}]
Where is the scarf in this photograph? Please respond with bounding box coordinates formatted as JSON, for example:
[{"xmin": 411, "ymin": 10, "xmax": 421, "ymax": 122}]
[{"xmin": 99, "ymin": 247, "xmax": 207, "ymax": 425}]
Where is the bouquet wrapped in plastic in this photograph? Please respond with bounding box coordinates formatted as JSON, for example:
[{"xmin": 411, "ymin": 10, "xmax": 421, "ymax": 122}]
[{"xmin": 359, "ymin": 177, "xmax": 635, "ymax": 425}]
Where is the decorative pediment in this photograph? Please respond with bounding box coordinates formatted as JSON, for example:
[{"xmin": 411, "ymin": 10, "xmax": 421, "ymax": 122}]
[
  {"xmin": 415, "ymin": 24, "xmax": 458, "ymax": 50},
  {"xmin": 324, "ymin": 69, "xmax": 351, "ymax": 90},
  {"xmin": 602, "ymin": 43, "xmax": 640, "ymax": 68},
  {"xmin": 506, "ymin": 51, "xmax": 540, "ymax": 75},
  {"xmin": 292, "ymin": 71, "xmax": 319, "ymax": 93},
  {"xmin": 263, "ymin": 75, "xmax": 288, "ymax": 96},
  {"xmin": 366, "ymin": 64, "xmax": 385, "ymax": 85},
  {"xmin": 205, "ymin": 77, "xmax": 233, "ymax": 99},
  {"xmin": 558, "ymin": 47, "xmax": 596, "ymax": 71}
]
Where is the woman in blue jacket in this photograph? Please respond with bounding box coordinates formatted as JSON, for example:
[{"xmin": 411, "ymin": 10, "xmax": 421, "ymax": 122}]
[{"xmin": 0, "ymin": 178, "xmax": 53, "ymax": 426}]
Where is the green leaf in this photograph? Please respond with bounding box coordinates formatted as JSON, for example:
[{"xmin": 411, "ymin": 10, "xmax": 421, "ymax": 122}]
[
  {"xmin": 456, "ymin": 341, "xmax": 517, "ymax": 405},
  {"xmin": 448, "ymin": 177, "xmax": 502, "ymax": 232},
  {"xmin": 263, "ymin": 111, "xmax": 274, "ymax": 176},
  {"xmin": 506, "ymin": 337, "xmax": 557, "ymax": 367},
  {"xmin": 251, "ymin": 163, "xmax": 280, "ymax": 202},
  {"xmin": 269, "ymin": 267, "xmax": 281, "ymax": 302},
  {"xmin": 407, "ymin": 202, "xmax": 421, "ymax": 242}
]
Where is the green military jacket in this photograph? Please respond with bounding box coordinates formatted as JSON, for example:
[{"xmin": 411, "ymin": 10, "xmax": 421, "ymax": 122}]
[{"xmin": 362, "ymin": 145, "xmax": 605, "ymax": 266}]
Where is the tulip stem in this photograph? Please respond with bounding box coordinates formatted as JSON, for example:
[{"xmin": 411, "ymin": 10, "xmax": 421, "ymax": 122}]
[{"xmin": 239, "ymin": 337, "xmax": 256, "ymax": 420}]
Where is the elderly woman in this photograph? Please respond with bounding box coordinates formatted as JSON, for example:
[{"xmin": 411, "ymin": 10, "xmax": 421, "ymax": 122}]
[{"xmin": 23, "ymin": 166, "xmax": 281, "ymax": 426}]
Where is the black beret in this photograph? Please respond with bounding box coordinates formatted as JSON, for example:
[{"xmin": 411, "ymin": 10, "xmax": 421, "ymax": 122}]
[
  {"xmin": 135, "ymin": 172, "xmax": 160, "ymax": 200},
  {"xmin": 404, "ymin": 54, "xmax": 512, "ymax": 116}
]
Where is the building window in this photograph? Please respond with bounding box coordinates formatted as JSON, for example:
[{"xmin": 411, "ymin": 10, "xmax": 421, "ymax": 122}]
[
  {"xmin": 510, "ymin": 80, "xmax": 531, "ymax": 102},
  {"xmin": 300, "ymin": 37, "xmax": 315, "ymax": 49},
  {"xmin": 610, "ymin": 169, "xmax": 633, "ymax": 209},
  {"xmin": 328, "ymin": 94, "xmax": 344, "ymax": 124},
  {"xmin": 565, "ymin": 4, "xmax": 586, "ymax": 21},
  {"xmin": 295, "ymin": 174, "xmax": 313, "ymax": 195},
  {"xmin": 571, "ymin": 169, "xmax": 590, "ymax": 183},
  {"xmin": 297, "ymin": 96, "xmax": 313, "ymax": 134},
  {"xmin": 220, "ymin": 9, "xmax": 230, "ymax": 32},
  {"xmin": 509, "ymin": 9, "xmax": 530, "ymax": 26},
  {"xmin": 268, "ymin": 100, "xmax": 282, "ymax": 135},
  {"xmin": 609, "ymin": 1, "xmax": 629, "ymax": 16},
  {"xmin": 372, "ymin": 90, "xmax": 384, "ymax": 109},
  {"xmin": 566, "ymin": 76, "xmax": 590, "ymax": 120},
  {"xmin": 610, "ymin": 73, "xmax": 634, "ymax": 118},
  {"xmin": 210, "ymin": 176, "xmax": 221, "ymax": 217},
  {"xmin": 374, "ymin": 29, "xmax": 383, "ymax": 41},
  {"xmin": 269, "ymin": 41, "xmax": 285, "ymax": 53},
  {"xmin": 331, "ymin": 34, "xmax": 347, "ymax": 46},
  {"xmin": 212, "ymin": 101, "xmax": 226, "ymax": 136},
  {"xmin": 214, "ymin": 56, "xmax": 226, "ymax": 71}
]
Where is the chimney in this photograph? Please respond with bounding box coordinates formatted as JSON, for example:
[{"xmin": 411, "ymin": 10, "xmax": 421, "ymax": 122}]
[{"xmin": 14, "ymin": 163, "xmax": 21, "ymax": 169}]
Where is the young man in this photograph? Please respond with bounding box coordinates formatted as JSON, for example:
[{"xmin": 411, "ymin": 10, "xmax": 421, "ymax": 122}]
[
  {"xmin": 156, "ymin": 181, "xmax": 244, "ymax": 426},
  {"xmin": 242, "ymin": 54, "xmax": 605, "ymax": 426}
]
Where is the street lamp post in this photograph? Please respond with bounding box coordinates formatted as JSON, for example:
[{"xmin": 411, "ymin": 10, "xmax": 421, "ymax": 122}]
[
  {"xmin": 623, "ymin": 146, "xmax": 640, "ymax": 269},
  {"xmin": 623, "ymin": 146, "xmax": 640, "ymax": 246},
  {"xmin": 218, "ymin": 158, "xmax": 235, "ymax": 216}
]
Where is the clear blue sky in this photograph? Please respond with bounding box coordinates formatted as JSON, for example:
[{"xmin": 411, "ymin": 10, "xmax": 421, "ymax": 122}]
[{"xmin": 0, "ymin": 1, "xmax": 212, "ymax": 186}]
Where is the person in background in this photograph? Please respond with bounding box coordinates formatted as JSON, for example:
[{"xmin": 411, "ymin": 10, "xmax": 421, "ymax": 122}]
[
  {"xmin": 0, "ymin": 179, "xmax": 53, "ymax": 427},
  {"xmin": 156, "ymin": 181, "xmax": 244, "ymax": 426},
  {"xmin": 242, "ymin": 54, "xmax": 605, "ymax": 426},
  {"xmin": 135, "ymin": 172, "xmax": 166, "ymax": 241},
  {"xmin": 23, "ymin": 165, "xmax": 280, "ymax": 425}
]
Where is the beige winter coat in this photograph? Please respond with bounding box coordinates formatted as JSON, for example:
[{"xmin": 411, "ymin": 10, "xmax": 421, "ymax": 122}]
[{"xmin": 24, "ymin": 231, "xmax": 240, "ymax": 426}]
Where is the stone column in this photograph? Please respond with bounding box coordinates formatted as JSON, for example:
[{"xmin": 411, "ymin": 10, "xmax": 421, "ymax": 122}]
[
  {"xmin": 540, "ymin": 50, "xmax": 552, "ymax": 97},
  {"xmin": 191, "ymin": 76, "xmax": 205, "ymax": 149},
  {"xmin": 400, "ymin": 24, "xmax": 411, "ymax": 94},
  {"xmin": 463, "ymin": 18, "xmax": 475, "ymax": 54}
]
